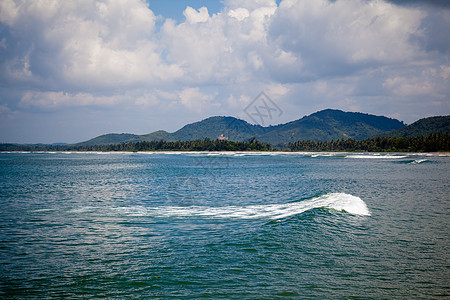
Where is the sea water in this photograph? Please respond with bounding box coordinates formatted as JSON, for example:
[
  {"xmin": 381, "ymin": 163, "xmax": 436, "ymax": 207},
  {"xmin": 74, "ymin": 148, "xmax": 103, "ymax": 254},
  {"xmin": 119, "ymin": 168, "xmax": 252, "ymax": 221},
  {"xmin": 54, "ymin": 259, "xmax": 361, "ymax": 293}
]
[{"xmin": 0, "ymin": 152, "xmax": 448, "ymax": 298}]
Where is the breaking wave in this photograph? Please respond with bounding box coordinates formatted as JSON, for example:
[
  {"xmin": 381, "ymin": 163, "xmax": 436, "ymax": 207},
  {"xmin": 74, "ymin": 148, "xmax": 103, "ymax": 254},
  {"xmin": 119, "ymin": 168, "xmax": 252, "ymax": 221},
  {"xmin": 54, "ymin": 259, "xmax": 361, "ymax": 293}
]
[
  {"xmin": 410, "ymin": 159, "xmax": 429, "ymax": 164},
  {"xmin": 345, "ymin": 153, "xmax": 408, "ymax": 159},
  {"xmin": 65, "ymin": 193, "xmax": 370, "ymax": 220}
]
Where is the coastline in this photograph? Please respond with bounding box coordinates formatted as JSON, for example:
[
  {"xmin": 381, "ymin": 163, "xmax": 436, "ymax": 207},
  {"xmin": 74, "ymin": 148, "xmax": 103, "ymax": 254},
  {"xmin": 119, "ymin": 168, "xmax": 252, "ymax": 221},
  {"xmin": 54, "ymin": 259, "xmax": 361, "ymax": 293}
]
[{"xmin": 1, "ymin": 150, "xmax": 449, "ymax": 156}]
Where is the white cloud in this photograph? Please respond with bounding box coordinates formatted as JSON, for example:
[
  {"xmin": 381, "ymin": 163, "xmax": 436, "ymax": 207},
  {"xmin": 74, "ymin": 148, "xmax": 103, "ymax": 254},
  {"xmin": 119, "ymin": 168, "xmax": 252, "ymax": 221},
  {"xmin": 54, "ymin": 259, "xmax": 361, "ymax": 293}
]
[
  {"xmin": 161, "ymin": 16, "xmax": 230, "ymax": 83},
  {"xmin": 3, "ymin": 0, "xmax": 433, "ymax": 92},
  {"xmin": 226, "ymin": 94, "xmax": 252, "ymax": 110},
  {"xmin": 383, "ymin": 66, "xmax": 450, "ymax": 98},
  {"xmin": 183, "ymin": 6, "xmax": 210, "ymax": 24},
  {"xmin": 266, "ymin": 83, "xmax": 290, "ymax": 98},
  {"xmin": 0, "ymin": 104, "xmax": 18, "ymax": 119},
  {"xmin": 440, "ymin": 65, "xmax": 450, "ymax": 80},
  {"xmin": 135, "ymin": 93, "xmax": 160, "ymax": 107},
  {"xmin": 228, "ymin": 8, "xmax": 250, "ymax": 21},
  {"xmin": 0, "ymin": 0, "xmax": 449, "ymax": 142},
  {"xmin": 225, "ymin": 0, "xmax": 277, "ymax": 10},
  {"xmin": 0, "ymin": 0, "xmax": 445, "ymax": 91},
  {"xmin": 0, "ymin": 38, "xmax": 6, "ymax": 49},
  {"xmin": 19, "ymin": 91, "xmax": 125, "ymax": 108},
  {"xmin": 178, "ymin": 87, "xmax": 217, "ymax": 112},
  {"xmin": 159, "ymin": 0, "xmax": 279, "ymax": 86},
  {"xmin": 268, "ymin": 0, "xmax": 426, "ymax": 80},
  {"xmin": 0, "ymin": 0, "xmax": 182, "ymax": 90},
  {"xmin": 248, "ymin": 51, "xmax": 263, "ymax": 70},
  {"xmin": 0, "ymin": 0, "xmax": 19, "ymax": 26}
]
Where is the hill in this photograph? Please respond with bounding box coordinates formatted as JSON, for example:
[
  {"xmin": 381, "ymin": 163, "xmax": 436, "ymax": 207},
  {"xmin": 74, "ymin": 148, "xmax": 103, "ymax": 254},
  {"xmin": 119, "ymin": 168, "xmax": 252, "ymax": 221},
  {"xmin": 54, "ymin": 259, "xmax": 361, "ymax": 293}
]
[
  {"xmin": 74, "ymin": 109, "xmax": 406, "ymax": 146},
  {"xmin": 258, "ymin": 109, "xmax": 404, "ymax": 145},
  {"xmin": 378, "ymin": 115, "xmax": 450, "ymax": 138},
  {"xmin": 76, "ymin": 133, "xmax": 143, "ymax": 146},
  {"xmin": 167, "ymin": 116, "xmax": 268, "ymax": 142}
]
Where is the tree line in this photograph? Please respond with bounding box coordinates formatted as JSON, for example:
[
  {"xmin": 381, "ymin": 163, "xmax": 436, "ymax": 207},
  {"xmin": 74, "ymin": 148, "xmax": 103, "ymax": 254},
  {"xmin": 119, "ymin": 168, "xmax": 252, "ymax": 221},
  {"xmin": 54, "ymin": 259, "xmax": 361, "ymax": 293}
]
[
  {"xmin": 288, "ymin": 132, "xmax": 449, "ymax": 152},
  {"xmin": 1, "ymin": 132, "xmax": 448, "ymax": 152},
  {"xmin": 0, "ymin": 137, "xmax": 272, "ymax": 152}
]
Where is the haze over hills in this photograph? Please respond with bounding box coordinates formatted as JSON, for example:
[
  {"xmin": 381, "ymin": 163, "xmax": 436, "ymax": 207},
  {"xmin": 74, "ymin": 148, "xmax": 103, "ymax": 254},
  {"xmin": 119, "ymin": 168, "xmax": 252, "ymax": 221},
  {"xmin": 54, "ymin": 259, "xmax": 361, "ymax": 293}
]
[{"xmin": 76, "ymin": 109, "xmax": 407, "ymax": 146}]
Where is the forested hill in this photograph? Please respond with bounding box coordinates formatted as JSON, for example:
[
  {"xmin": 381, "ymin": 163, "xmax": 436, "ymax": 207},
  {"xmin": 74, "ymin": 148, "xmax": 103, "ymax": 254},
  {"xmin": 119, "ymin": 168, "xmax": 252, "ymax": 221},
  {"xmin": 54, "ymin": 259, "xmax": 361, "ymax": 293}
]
[
  {"xmin": 152, "ymin": 116, "xmax": 267, "ymax": 142},
  {"xmin": 257, "ymin": 109, "xmax": 404, "ymax": 145},
  {"xmin": 3, "ymin": 112, "xmax": 450, "ymax": 152},
  {"xmin": 75, "ymin": 109, "xmax": 405, "ymax": 146},
  {"xmin": 75, "ymin": 133, "xmax": 143, "ymax": 146},
  {"xmin": 378, "ymin": 115, "xmax": 450, "ymax": 138}
]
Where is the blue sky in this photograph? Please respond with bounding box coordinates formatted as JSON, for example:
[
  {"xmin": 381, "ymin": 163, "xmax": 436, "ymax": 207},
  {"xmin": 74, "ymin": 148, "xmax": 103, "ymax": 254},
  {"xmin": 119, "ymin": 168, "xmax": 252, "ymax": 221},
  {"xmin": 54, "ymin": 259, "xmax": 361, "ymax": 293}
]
[
  {"xmin": 0, "ymin": 0, "xmax": 449, "ymax": 144},
  {"xmin": 149, "ymin": 0, "xmax": 223, "ymax": 21}
]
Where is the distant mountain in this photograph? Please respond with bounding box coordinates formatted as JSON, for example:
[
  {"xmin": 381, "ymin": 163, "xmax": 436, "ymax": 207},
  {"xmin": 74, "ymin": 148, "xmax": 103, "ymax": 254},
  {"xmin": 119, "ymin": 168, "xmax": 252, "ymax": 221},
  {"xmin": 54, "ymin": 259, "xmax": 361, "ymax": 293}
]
[
  {"xmin": 168, "ymin": 116, "xmax": 268, "ymax": 141},
  {"xmin": 75, "ymin": 117, "xmax": 264, "ymax": 146},
  {"xmin": 141, "ymin": 130, "xmax": 170, "ymax": 141},
  {"xmin": 75, "ymin": 109, "xmax": 406, "ymax": 146},
  {"xmin": 76, "ymin": 133, "xmax": 143, "ymax": 146},
  {"xmin": 378, "ymin": 115, "xmax": 450, "ymax": 138},
  {"xmin": 258, "ymin": 109, "xmax": 405, "ymax": 144}
]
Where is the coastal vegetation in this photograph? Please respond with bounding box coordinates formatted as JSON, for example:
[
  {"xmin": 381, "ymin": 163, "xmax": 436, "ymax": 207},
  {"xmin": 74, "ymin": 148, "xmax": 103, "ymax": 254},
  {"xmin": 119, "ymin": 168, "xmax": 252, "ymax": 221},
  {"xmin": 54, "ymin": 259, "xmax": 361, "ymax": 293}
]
[
  {"xmin": 1, "ymin": 111, "xmax": 448, "ymax": 153},
  {"xmin": 1, "ymin": 132, "xmax": 449, "ymax": 152},
  {"xmin": 0, "ymin": 138, "xmax": 272, "ymax": 152},
  {"xmin": 288, "ymin": 132, "xmax": 449, "ymax": 152}
]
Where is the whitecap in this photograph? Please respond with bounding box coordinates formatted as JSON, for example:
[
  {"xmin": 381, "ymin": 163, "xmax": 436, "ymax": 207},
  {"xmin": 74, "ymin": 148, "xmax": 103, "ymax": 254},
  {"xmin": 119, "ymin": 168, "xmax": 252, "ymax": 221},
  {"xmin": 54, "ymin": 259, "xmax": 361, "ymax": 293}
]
[
  {"xmin": 410, "ymin": 159, "xmax": 428, "ymax": 164},
  {"xmin": 310, "ymin": 153, "xmax": 340, "ymax": 158},
  {"xmin": 346, "ymin": 154, "xmax": 408, "ymax": 159},
  {"xmin": 86, "ymin": 193, "xmax": 370, "ymax": 220}
]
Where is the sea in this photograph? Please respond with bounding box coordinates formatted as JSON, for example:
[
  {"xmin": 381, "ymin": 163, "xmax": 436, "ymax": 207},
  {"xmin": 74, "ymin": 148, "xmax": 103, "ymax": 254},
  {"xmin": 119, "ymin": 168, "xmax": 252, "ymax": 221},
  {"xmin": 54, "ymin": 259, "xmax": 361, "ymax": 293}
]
[{"xmin": 0, "ymin": 151, "xmax": 448, "ymax": 299}]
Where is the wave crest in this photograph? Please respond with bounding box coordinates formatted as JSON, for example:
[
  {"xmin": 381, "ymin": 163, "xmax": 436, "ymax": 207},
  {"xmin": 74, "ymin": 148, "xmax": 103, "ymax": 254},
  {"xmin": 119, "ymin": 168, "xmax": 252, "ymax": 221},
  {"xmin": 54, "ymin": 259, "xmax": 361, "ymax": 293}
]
[{"xmin": 108, "ymin": 193, "xmax": 370, "ymax": 220}]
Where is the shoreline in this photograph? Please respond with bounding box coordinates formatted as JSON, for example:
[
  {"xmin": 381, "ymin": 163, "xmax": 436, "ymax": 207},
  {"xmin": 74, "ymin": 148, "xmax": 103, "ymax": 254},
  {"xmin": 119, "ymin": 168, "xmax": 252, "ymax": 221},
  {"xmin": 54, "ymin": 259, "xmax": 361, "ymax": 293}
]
[{"xmin": 1, "ymin": 150, "xmax": 449, "ymax": 156}]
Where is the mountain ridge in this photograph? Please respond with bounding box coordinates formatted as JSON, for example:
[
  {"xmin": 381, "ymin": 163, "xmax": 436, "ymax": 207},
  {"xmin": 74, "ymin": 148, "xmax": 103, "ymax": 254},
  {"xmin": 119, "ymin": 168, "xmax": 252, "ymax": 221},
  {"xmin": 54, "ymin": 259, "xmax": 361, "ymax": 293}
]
[
  {"xmin": 378, "ymin": 115, "xmax": 450, "ymax": 138},
  {"xmin": 75, "ymin": 109, "xmax": 409, "ymax": 146}
]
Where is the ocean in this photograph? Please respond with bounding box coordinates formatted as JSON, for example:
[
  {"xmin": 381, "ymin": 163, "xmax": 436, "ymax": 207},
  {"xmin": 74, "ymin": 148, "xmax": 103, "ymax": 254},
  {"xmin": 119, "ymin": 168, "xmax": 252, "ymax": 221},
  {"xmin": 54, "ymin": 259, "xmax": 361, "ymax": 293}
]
[{"xmin": 0, "ymin": 152, "xmax": 448, "ymax": 298}]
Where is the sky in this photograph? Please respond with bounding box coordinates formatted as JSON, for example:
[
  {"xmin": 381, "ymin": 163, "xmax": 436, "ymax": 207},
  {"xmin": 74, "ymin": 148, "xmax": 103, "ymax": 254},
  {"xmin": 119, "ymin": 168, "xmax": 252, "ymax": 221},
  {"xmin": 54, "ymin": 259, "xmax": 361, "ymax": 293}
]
[{"xmin": 0, "ymin": 0, "xmax": 449, "ymax": 144}]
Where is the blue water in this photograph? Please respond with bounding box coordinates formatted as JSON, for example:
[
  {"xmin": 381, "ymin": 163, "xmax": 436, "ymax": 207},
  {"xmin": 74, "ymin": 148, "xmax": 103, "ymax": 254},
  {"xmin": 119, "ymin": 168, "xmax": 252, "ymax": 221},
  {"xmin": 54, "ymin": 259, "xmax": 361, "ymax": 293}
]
[{"xmin": 0, "ymin": 152, "xmax": 448, "ymax": 298}]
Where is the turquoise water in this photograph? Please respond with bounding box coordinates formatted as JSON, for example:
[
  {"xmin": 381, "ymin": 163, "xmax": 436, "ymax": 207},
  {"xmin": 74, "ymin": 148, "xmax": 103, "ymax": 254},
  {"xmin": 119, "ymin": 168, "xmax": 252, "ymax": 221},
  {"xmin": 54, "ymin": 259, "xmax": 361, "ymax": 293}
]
[{"xmin": 0, "ymin": 152, "xmax": 448, "ymax": 298}]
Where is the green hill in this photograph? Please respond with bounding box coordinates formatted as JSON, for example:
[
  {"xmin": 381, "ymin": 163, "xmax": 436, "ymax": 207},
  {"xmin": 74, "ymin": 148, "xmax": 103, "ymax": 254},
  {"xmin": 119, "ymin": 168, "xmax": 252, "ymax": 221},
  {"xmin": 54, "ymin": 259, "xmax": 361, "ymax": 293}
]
[
  {"xmin": 75, "ymin": 109, "xmax": 406, "ymax": 146},
  {"xmin": 259, "ymin": 109, "xmax": 405, "ymax": 145},
  {"xmin": 141, "ymin": 130, "xmax": 170, "ymax": 141},
  {"xmin": 76, "ymin": 133, "xmax": 143, "ymax": 146},
  {"xmin": 75, "ymin": 116, "xmax": 269, "ymax": 146},
  {"xmin": 378, "ymin": 115, "xmax": 450, "ymax": 138},
  {"xmin": 170, "ymin": 116, "xmax": 269, "ymax": 141}
]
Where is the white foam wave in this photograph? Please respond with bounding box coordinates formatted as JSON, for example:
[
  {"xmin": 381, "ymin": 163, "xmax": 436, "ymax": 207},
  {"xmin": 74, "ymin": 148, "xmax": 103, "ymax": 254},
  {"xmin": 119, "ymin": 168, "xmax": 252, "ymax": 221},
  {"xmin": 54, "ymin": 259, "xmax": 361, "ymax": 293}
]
[
  {"xmin": 215, "ymin": 152, "xmax": 285, "ymax": 157},
  {"xmin": 410, "ymin": 159, "xmax": 428, "ymax": 164},
  {"xmin": 346, "ymin": 154, "xmax": 408, "ymax": 159},
  {"xmin": 310, "ymin": 153, "xmax": 340, "ymax": 158},
  {"xmin": 106, "ymin": 193, "xmax": 370, "ymax": 220}
]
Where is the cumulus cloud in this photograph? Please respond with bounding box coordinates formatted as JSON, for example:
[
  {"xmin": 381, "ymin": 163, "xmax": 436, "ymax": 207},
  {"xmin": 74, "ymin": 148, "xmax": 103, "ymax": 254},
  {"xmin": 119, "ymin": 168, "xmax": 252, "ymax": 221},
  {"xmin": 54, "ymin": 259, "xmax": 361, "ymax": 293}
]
[
  {"xmin": 268, "ymin": 0, "xmax": 426, "ymax": 81},
  {"xmin": 0, "ymin": 0, "xmax": 448, "ymax": 142},
  {"xmin": 383, "ymin": 66, "xmax": 450, "ymax": 98},
  {"xmin": 228, "ymin": 8, "xmax": 250, "ymax": 21},
  {"xmin": 135, "ymin": 93, "xmax": 160, "ymax": 107},
  {"xmin": 225, "ymin": 0, "xmax": 277, "ymax": 10},
  {"xmin": 0, "ymin": 104, "xmax": 18, "ymax": 119},
  {"xmin": 2, "ymin": 0, "xmax": 443, "ymax": 94},
  {"xmin": 178, "ymin": 87, "xmax": 217, "ymax": 112},
  {"xmin": 266, "ymin": 83, "xmax": 290, "ymax": 98},
  {"xmin": 183, "ymin": 6, "xmax": 210, "ymax": 24},
  {"xmin": 19, "ymin": 91, "xmax": 125, "ymax": 108},
  {"xmin": 0, "ymin": 0, "xmax": 182, "ymax": 90}
]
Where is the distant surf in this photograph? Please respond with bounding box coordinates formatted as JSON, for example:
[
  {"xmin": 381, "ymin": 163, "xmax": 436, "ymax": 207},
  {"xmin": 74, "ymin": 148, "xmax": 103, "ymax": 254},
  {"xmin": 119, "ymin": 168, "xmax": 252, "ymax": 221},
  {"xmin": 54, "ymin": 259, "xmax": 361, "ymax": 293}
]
[{"xmin": 345, "ymin": 153, "xmax": 408, "ymax": 159}]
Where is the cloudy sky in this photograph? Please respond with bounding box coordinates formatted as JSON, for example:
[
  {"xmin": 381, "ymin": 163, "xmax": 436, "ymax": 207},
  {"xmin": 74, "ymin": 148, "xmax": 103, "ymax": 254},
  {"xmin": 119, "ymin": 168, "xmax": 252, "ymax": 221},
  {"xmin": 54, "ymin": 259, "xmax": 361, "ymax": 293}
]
[{"xmin": 0, "ymin": 0, "xmax": 449, "ymax": 144}]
